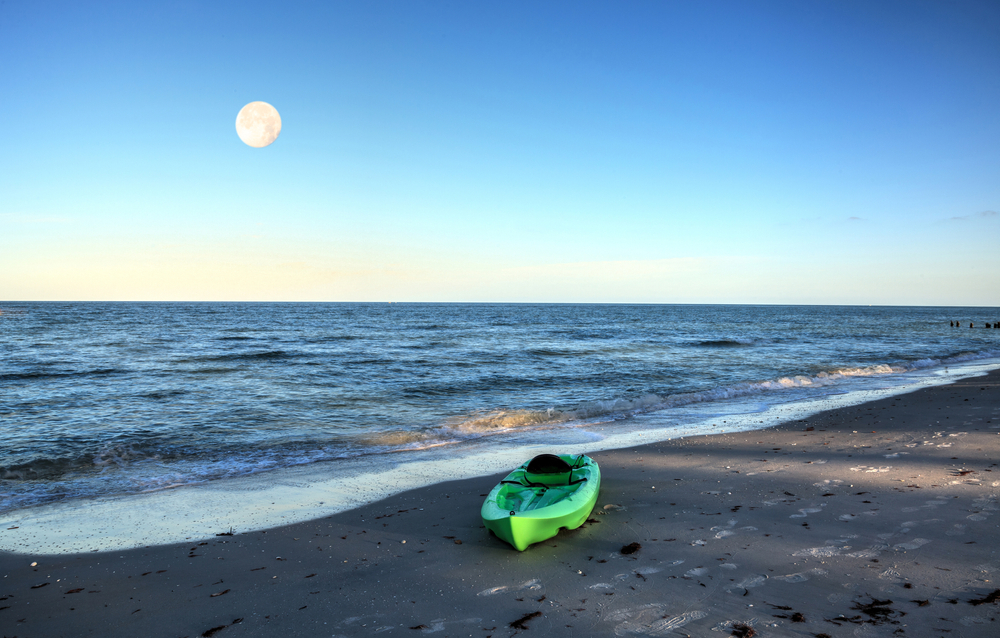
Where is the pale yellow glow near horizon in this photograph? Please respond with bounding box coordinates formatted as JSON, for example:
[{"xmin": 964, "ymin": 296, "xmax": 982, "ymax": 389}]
[{"xmin": 3, "ymin": 236, "xmax": 997, "ymax": 305}]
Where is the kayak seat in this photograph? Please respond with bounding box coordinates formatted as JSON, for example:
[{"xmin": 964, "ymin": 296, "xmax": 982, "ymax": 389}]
[{"xmin": 526, "ymin": 454, "xmax": 573, "ymax": 474}]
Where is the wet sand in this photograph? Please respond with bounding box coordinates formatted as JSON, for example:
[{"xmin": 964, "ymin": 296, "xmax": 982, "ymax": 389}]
[{"xmin": 2, "ymin": 370, "xmax": 999, "ymax": 637}]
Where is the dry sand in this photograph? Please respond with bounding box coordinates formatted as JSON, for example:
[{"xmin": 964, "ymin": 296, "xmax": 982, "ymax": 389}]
[{"xmin": 2, "ymin": 370, "xmax": 999, "ymax": 638}]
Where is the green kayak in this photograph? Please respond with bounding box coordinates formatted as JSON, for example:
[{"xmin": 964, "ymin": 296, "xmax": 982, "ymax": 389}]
[{"xmin": 481, "ymin": 453, "xmax": 601, "ymax": 551}]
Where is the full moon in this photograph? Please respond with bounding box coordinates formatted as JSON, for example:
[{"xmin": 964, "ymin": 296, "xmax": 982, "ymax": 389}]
[{"xmin": 235, "ymin": 101, "xmax": 281, "ymax": 148}]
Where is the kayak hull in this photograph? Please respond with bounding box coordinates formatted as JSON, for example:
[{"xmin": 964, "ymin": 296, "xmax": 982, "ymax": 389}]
[{"xmin": 481, "ymin": 454, "xmax": 600, "ymax": 551}]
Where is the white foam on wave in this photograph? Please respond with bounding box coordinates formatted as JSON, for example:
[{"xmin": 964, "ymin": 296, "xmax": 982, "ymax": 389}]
[{"xmin": 440, "ymin": 350, "xmax": 1000, "ymax": 435}]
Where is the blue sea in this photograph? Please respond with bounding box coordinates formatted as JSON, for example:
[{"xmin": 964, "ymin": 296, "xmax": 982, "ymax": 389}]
[{"xmin": 2, "ymin": 303, "xmax": 999, "ymax": 521}]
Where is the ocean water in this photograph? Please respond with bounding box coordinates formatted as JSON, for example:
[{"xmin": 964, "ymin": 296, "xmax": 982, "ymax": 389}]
[{"xmin": 2, "ymin": 302, "xmax": 999, "ymax": 523}]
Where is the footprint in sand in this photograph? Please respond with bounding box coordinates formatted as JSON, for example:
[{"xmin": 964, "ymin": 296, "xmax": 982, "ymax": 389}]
[
  {"xmin": 968, "ymin": 495, "xmax": 999, "ymax": 521},
  {"xmin": 643, "ymin": 611, "xmax": 708, "ymax": 635},
  {"xmin": 838, "ymin": 510, "xmax": 878, "ymax": 522},
  {"xmin": 775, "ymin": 568, "xmax": 828, "ymax": 583},
  {"xmin": 813, "ymin": 479, "xmax": 843, "ymax": 488},
  {"xmin": 792, "ymin": 546, "xmax": 845, "ymax": 558},
  {"xmin": 476, "ymin": 578, "xmax": 541, "ymax": 596},
  {"xmin": 710, "ymin": 519, "xmax": 739, "ymax": 538},
  {"xmin": 608, "ymin": 605, "xmax": 707, "ymax": 637},
  {"xmin": 713, "ymin": 618, "xmax": 764, "ymax": 633},
  {"xmin": 845, "ymin": 544, "xmax": 887, "ymax": 559},
  {"xmin": 790, "ymin": 506, "xmax": 824, "ymax": 518},
  {"xmin": 606, "ymin": 604, "xmax": 662, "ymax": 623},
  {"xmin": 726, "ymin": 574, "xmax": 767, "ymax": 592},
  {"xmin": 892, "ymin": 538, "xmax": 931, "ymax": 551},
  {"xmin": 901, "ymin": 496, "xmax": 949, "ymax": 513}
]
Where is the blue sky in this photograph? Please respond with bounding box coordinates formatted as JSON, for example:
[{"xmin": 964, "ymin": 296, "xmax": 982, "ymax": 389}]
[{"xmin": 2, "ymin": 0, "xmax": 998, "ymax": 304}]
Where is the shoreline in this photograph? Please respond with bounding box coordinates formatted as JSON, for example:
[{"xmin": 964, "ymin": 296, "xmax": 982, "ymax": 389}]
[
  {"xmin": 3, "ymin": 360, "xmax": 999, "ymax": 556},
  {"xmin": 3, "ymin": 369, "xmax": 999, "ymax": 636}
]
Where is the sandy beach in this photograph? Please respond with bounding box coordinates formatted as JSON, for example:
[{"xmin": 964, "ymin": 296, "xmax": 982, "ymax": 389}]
[{"xmin": 3, "ymin": 369, "xmax": 999, "ymax": 638}]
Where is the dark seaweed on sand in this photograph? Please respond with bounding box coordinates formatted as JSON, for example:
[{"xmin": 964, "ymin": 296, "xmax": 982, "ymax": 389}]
[
  {"xmin": 825, "ymin": 597, "xmax": 906, "ymax": 626},
  {"xmin": 968, "ymin": 589, "xmax": 1000, "ymax": 606},
  {"xmin": 510, "ymin": 611, "xmax": 542, "ymax": 630},
  {"xmin": 730, "ymin": 622, "xmax": 756, "ymax": 637},
  {"xmin": 840, "ymin": 597, "xmax": 904, "ymax": 625},
  {"xmin": 771, "ymin": 609, "xmax": 806, "ymax": 622},
  {"xmin": 202, "ymin": 618, "xmax": 242, "ymax": 637},
  {"xmin": 620, "ymin": 542, "xmax": 641, "ymax": 555},
  {"xmin": 853, "ymin": 597, "xmax": 902, "ymax": 623}
]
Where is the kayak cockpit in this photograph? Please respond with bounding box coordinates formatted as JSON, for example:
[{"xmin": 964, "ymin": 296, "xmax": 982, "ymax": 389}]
[{"xmin": 497, "ymin": 483, "xmax": 577, "ymax": 512}]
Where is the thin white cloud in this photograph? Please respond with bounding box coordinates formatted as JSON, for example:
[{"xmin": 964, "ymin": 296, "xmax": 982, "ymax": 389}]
[{"xmin": 949, "ymin": 210, "xmax": 997, "ymax": 221}]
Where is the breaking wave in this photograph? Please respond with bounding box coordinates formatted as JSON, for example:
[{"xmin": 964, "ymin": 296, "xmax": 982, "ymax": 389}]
[{"xmin": 438, "ymin": 350, "xmax": 1000, "ymax": 435}]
